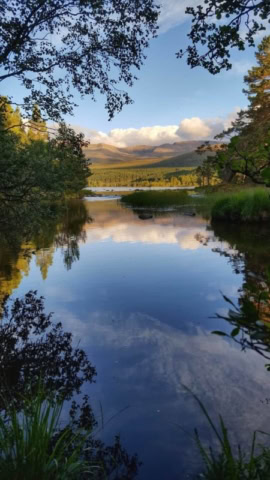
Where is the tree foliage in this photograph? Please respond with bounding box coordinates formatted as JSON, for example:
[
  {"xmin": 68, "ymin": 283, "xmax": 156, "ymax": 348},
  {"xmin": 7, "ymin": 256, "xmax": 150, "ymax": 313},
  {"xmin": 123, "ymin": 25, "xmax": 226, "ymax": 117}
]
[
  {"xmin": 178, "ymin": 0, "xmax": 270, "ymax": 74},
  {"xmin": 28, "ymin": 104, "xmax": 48, "ymax": 141},
  {"xmin": 200, "ymin": 36, "xmax": 270, "ymax": 185},
  {"xmin": 0, "ymin": 0, "xmax": 159, "ymax": 120},
  {"xmin": 0, "ymin": 101, "xmax": 91, "ymax": 202}
]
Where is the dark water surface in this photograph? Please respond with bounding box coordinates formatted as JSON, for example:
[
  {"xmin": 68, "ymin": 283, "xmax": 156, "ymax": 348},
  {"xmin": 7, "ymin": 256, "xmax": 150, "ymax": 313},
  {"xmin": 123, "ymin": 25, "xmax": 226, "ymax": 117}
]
[{"xmin": 1, "ymin": 198, "xmax": 270, "ymax": 479}]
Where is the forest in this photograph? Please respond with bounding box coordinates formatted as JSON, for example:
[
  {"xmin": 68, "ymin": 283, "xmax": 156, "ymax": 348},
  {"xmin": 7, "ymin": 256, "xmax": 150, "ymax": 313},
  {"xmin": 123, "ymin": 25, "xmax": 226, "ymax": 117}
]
[{"xmin": 88, "ymin": 166, "xmax": 198, "ymax": 187}]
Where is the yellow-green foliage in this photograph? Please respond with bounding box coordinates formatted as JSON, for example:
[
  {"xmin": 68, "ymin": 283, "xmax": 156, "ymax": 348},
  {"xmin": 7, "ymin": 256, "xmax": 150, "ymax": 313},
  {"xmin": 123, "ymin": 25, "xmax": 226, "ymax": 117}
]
[{"xmin": 89, "ymin": 166, "xmax": 197, "ymax": 187}]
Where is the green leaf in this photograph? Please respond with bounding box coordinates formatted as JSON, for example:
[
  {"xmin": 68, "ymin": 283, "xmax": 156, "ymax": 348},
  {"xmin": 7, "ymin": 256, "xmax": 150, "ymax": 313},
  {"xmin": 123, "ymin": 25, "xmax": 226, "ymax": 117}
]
[
  {"xmin": 231, "ymin": 327, "xmax": 240, "ymax": 337},
  {"xmin": 261, "ymin": 167, "xmax": 270, "ymax": 182},
  {"xmin": 212, "ymin": 330, "xmax": 227, "ymax": 336}
]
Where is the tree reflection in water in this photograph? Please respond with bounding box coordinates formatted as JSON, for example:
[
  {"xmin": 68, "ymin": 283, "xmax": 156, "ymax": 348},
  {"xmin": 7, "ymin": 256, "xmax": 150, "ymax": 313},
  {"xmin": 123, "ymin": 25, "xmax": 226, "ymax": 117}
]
[
  {"xmin": 0, "ymin": 291, "xmax": 140, "ymax": 479},
  {"xmin": 0, "ymin": 200, "xmax": 91, "ymax": 303},
  {"xmin": 196, "ymin": 221, "xmax": 270, "ymax": 366},
  {"xmin": 0, "ymin": 200, "xmax": 140, "ymax": 479}
]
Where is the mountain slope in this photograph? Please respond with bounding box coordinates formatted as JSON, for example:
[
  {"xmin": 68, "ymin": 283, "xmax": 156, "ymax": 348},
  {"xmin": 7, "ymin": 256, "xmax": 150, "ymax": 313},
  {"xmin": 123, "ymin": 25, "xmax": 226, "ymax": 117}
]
[
  {"xmin": 84, "ymin": 140, "xmax": 215, "ymax": 165},
  {"xmin": 146, "ymin": 150, "xmax": 216, "ymax": 168}
]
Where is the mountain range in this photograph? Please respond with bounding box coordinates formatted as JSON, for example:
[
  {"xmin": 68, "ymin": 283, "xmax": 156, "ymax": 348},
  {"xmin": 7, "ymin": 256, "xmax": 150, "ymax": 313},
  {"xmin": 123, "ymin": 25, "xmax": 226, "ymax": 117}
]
[{"xmin": 84, "ymin": 140, "xmax": 220, "ymax": 168}]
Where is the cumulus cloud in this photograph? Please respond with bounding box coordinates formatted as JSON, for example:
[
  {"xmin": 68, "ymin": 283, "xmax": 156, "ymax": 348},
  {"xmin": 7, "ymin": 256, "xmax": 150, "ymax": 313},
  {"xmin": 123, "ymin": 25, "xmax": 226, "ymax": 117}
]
[
  {"xmin": 71, "ymin": 109, "xmax": 240, "ymax": 147},
  {"xmin": 176, "ymin": 117, "xmax": 212, "ymax": 140},
  {"xmin": 72, "ymin": 124, "xmax": 180, "ymax": 148}
]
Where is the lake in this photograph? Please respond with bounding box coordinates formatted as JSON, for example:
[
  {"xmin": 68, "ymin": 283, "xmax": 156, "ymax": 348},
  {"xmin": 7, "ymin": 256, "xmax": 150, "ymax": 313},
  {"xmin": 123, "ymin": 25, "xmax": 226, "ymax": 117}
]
[
  {"xmin": 1, "ymin": 197, "xmax": 270, "ymax": 479},
  {"xmin": 87, "ymin": 186, "xmax": 195, "ymax": 192}
]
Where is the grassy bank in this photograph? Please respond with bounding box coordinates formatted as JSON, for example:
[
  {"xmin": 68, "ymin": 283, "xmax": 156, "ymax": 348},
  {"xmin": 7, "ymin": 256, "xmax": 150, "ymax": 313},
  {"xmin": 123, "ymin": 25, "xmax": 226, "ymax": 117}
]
[
  {"xmin": 210, "ymin": 188, "xmax": 270, "ymax": 222},
  {"xmin": 120, "ymin": 190, "xmax": 189, "ymax": 208}
]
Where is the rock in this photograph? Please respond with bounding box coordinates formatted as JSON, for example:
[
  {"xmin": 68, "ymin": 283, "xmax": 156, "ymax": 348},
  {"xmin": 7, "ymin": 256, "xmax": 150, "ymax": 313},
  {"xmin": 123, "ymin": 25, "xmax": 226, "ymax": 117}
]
[
  {"xmin": 183, "ymin": 211, "xmax": 196, "ymax": 216},
  {"xmin": 138, "ymin": 213, "xmax": 153, "ymax": 220}
]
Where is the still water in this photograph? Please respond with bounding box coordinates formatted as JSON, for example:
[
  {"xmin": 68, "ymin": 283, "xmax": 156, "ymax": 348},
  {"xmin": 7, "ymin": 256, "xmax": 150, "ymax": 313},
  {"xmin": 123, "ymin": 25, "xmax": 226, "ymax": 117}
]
[{"xmin": 1, "ymin": 198, "xmax": 270, "ymax": 479}]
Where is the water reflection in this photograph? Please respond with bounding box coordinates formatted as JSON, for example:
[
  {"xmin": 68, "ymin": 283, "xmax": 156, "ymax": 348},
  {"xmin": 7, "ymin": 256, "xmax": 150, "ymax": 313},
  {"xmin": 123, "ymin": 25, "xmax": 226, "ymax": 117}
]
[
  {"xmin": 1, "ymin": 198, "xmax": 270, "ymax": 479},
  {"xmin": 61, "ymin": 308, "xmax": 270, "ymax": 478},
  {"xmin": 0, "ymin": 200, "xmax": 91, "ymax": 301},
  {"xmin": 84, "ymin": 200, "xmax": 208, "ymax": 250},
  {"xmin": 196, "ymin": 221, "xmax": 270, "ymax": 365}
]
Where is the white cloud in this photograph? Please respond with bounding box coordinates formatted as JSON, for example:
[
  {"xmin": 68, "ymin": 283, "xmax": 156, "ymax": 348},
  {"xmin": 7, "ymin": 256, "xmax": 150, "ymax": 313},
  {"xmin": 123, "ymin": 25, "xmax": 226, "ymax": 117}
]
[
  {"xmin": 158, "ymin": 0, "xmax": 200, "ymax": 33},
  {"xmin": 107, "ymin": 125, "xmax": 180, "ymax": 148},
  {"xmin": 176, "ymin": 117, "xmax": 212, "ymax": 139},
  {"xmin": 71, "ymin": 109, "xmax": 240, "ymax": 147},
  {"xmin": 56, "ymin": 307, "xmax": 270, "ymax": 445},
  {"xmin": 225, "ymin": 60, "xmax": 253, "ymax": 76}
]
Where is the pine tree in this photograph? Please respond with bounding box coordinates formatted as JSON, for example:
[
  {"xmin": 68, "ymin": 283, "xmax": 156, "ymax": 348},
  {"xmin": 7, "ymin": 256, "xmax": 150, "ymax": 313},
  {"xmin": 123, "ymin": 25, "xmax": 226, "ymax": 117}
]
[
  {"xmin": 244, "ymin": 36, "xmax": 270, "ymax": 126},
  {"xmin": 213, "ymin": 36, "xmax": 270, "ymax": 185}
]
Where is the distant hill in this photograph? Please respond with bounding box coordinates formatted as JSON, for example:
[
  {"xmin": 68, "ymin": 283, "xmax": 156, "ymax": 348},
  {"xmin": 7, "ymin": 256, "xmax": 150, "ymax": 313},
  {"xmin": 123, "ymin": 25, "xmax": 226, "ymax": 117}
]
[
  {"xmin": 84, "ymin": 140, "xmax": 218, "ymax": 166},
  {"xmin": 146, "ymin": 150, "xmax": 216, "ymax": 168}
]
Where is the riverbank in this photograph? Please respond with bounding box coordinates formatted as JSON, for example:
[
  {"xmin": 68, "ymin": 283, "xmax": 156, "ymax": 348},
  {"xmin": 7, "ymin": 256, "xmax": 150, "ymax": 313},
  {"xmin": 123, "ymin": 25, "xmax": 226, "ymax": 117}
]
[{"xmin": 202, "ymin": 187, "xmax": 270, "ymax": 223}]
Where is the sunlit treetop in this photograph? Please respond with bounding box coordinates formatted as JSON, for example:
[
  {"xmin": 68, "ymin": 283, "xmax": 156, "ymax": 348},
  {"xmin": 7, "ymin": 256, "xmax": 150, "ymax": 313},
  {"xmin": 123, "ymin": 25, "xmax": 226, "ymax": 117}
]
[
  {"xmin": 178, "ymin": 0, "xmax": 270, "ymax": 74},
  {"xmin": 0, "ymin": 0, "xmax": 159, "ymax": 121}
]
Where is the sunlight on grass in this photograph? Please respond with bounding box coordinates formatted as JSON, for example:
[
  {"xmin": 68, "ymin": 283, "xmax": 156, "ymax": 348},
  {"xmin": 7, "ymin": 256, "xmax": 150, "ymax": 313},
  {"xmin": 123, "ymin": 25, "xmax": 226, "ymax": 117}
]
[{"xmin": 210, "ymin": 188, "xmax": 270, "ymax": 222}]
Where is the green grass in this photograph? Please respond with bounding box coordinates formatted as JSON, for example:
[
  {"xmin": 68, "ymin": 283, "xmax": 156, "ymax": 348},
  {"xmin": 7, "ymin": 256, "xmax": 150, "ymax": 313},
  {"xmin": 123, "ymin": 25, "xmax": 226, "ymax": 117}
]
[
  {"xmin": 120, "ymin": 189, "xmax": 190, "ymax": 208},
  {"xmin": 185, "ymin": 386, "xmax": 270, "ymax": 479},
  {"xmin": 211, "ymin": 188, "xmax": 270, "ymax": 222},
  {"xmin": 0, "ymin": 390, "xmax": 93, "ymax": 480}
]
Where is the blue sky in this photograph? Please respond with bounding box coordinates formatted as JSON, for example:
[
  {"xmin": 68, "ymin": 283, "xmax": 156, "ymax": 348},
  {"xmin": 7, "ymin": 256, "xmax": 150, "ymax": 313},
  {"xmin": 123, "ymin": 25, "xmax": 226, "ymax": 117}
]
[{"xmin": 2, "ymin": 1, "xmax": 268, "ymax": 146}]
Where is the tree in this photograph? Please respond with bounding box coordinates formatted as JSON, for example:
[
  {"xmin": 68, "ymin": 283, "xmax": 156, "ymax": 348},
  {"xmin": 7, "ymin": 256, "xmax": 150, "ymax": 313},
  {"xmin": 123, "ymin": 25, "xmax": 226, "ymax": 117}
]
[
  {"xmin": 27, "ymin": 104, "xmax": 48, "ymax": 141},
  {"xmin": 0, "ymin": 103, "xmax": 91, "ymax": 203},
  {"xmin": 0, "ymin": 97, "xmax": 27, "ymax": 142},
  {"xmin": 178, "ymin": 0, "xmax": 270, "ymax": 74},
  {"xmin": 244, "ymin": 35, "xmax": 270, "ymax": 125},
  {"xmin": 196, "ymin": 156, "xmax": 219, "ymax": 186},
  {"xmin": 203, "ymin": 36, "xmax": 270, "ymax": 185},
  {"xmin": 0, "ymin": 0, "xmax": 159, "ymax": 121}
]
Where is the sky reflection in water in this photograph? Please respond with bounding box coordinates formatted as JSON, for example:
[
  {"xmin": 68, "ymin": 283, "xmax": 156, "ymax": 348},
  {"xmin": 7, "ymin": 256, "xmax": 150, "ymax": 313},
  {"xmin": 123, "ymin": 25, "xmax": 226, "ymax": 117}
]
[{"xmin": 11, "ymin": 199, "xmax": 270, "ymax": 479}]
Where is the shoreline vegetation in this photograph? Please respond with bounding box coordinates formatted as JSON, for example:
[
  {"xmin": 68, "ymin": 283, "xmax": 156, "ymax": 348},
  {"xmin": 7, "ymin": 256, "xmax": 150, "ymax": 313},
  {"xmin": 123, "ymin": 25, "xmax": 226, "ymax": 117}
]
[
  {"xmin": 119, "ymin": 186, "xmax": 270, "ymax": 223},
  {"xmin": 120, "ymin": 189, "xmax": 189, "ymax": 208}
]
